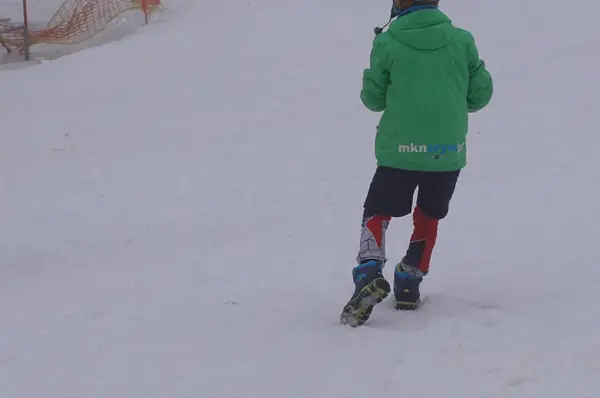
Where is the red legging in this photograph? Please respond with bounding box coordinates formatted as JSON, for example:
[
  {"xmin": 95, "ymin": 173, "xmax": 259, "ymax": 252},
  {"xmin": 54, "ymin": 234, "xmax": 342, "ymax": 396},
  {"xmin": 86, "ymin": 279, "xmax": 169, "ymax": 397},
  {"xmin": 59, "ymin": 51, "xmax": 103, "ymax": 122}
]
[
  {"xmin": 409, "ymin": 205, "xmax": 438, "ymax": 274},
  {"xmin": 358, "ymin": 206, "xmax": 438, "ymax": 274}
]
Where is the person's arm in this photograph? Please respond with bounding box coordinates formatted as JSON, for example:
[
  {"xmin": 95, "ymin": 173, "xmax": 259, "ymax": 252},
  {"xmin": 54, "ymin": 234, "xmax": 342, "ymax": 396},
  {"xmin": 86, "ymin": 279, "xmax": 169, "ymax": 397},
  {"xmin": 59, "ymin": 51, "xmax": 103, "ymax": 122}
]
[
  {"xmin": 465, "ymin": 33, "xmax": 493, "ymax": 112},
  {"xmin": 360, "ymin": 35, "xmax": 391, "ymax": 112}
]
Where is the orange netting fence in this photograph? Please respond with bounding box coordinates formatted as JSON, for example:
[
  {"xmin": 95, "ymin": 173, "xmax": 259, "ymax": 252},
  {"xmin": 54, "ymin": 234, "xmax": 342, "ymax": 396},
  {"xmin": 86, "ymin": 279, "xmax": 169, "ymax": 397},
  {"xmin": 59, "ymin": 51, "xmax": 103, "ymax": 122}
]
[{"xmin": 0, "ymin": 0, "xmax": 160, "ymax": 52}]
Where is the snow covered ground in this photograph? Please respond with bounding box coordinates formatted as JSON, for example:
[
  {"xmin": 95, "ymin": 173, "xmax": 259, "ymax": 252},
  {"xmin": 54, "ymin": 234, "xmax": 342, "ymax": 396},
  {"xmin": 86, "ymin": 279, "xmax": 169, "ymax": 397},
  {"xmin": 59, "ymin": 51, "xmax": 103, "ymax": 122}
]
[
  {"xmin": 0, "ymin": 0, "xmax": 63, "ymax": 21},
  {"xmin": 1, "ymin": 0, "xmax": 600, "ymax": 397},
  {"xmin": 0, "ymin": 0, "xmax": 155, "ymax": 67}
]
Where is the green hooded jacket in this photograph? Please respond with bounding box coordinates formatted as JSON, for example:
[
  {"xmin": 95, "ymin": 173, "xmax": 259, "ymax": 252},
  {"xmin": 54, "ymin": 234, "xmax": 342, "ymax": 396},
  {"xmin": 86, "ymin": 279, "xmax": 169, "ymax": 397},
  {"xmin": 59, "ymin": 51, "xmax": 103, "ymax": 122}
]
[{"xmin": 361, "ymin": 8, "xmax": 493, "ymax": 171}]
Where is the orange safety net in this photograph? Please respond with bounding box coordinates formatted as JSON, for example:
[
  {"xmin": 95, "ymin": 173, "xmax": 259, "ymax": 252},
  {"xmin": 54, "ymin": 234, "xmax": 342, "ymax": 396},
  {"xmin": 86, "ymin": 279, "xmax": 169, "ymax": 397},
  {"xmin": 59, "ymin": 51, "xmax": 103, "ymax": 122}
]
[{"xmin": 0, "ymin": 0, "xmax": 160, "ymax": 52}]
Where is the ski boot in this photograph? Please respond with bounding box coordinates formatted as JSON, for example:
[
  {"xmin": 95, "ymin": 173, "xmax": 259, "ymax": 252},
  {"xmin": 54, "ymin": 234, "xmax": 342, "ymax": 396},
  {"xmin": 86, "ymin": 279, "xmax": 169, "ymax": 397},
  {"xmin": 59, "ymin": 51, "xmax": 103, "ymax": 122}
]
[
  {"xmin": 394, "ymin": 261, "xmax": 423, "ymax": 310},
  {"xmin": 340, "ymin": 260, "xmax": 390, "ymax": 327}
]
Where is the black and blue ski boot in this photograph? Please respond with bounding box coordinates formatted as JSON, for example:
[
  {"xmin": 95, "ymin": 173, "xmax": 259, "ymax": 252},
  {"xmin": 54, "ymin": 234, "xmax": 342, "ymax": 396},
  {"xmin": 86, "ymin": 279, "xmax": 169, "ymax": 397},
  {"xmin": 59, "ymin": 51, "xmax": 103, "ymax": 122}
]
[
  {"xmin": 340, "ymin": 260, "xmax": 390, "ymax": 327},
  {"xmin": 394, "ymin": 261, "xmax": 423, "ymax": 310}
]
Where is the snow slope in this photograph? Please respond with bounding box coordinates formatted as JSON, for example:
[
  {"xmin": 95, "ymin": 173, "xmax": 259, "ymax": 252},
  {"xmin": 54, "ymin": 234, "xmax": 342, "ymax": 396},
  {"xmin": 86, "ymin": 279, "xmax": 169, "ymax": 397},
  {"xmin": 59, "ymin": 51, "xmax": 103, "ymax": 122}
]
[
  {"xmin": 1, "ymin": 0, "xmax": 600, "ymax": 397},
  {"xmin": 0, "ymin": 0, "xmax": 63, "ymax": 21},
  {"xmin": 0, "ymin": 0, "xmax": 154, "ymax": 66}
]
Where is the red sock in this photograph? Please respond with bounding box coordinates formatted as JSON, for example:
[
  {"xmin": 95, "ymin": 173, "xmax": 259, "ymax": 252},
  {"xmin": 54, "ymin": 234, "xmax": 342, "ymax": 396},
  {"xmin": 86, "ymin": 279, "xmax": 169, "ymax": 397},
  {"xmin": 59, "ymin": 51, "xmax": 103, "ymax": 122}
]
[
  {"xmin": 358, "ymin": 214, "xmax": 392, "ymax": 264},
  {"xmin": 365, "ymin": 214, "xmax": 391, "ymax": 248},
  {"xmin": 409, "ymin": 206, "xmax": 438, "ymax": 274}
]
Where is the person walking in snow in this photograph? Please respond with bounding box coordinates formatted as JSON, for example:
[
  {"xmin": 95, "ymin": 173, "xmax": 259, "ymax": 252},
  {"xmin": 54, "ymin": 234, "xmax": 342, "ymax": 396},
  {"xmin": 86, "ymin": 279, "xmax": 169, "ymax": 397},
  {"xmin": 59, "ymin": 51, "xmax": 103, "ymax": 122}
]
[{"xmin": 341, "ymin": 0, "xmax": 493, "ymax": 327}]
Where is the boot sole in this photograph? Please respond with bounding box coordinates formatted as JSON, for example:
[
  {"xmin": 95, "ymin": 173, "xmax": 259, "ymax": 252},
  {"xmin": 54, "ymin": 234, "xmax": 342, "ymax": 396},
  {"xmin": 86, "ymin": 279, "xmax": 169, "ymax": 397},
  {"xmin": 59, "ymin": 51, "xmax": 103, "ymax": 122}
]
[
  {"xmin": 340, "ymin": 278, "xmax": 390, "ymax": 327},
  {"xmin": 394, "ymin": 299, "xmax": 421, "ymax": 311}
]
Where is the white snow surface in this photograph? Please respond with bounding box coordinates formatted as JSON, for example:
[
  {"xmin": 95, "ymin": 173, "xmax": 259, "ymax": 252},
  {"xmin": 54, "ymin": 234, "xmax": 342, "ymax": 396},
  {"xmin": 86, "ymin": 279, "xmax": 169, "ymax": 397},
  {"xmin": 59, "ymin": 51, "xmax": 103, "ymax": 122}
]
[
  {"xmin": 0, "ymin": 0, "xmax": 153, "ymax": 66},
  {"xmin": 2, "ymin": 0, "xmax": 600, "ymax": 397},
  {"xmin": 0, "ymin": 0, "xmax": 62, "ymax": 21}
]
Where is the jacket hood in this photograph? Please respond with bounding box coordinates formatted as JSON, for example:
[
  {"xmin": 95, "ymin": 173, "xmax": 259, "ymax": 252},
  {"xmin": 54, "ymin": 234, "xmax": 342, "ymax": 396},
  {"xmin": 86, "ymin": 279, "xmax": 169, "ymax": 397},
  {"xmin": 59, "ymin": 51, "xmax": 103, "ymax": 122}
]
[{"xmin": 387, "ymin": 9, "xmax": 454, "ymax": 50}]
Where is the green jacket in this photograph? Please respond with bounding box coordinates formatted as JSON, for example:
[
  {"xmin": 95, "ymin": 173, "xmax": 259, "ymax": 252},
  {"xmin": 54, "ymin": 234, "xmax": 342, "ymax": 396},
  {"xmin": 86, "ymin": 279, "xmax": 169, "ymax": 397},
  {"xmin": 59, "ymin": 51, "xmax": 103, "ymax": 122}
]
[{"xmin": 361, "ymin": 8, "xmax": 493, "ymax": 171}]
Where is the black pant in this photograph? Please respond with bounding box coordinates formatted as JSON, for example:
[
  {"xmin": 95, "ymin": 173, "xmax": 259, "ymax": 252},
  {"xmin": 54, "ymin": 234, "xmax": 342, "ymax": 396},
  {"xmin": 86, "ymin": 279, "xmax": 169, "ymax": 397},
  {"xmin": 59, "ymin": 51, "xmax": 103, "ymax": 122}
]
[{"xmin": 363, "ymin": 166, "xmax": 460, "ymax": 220}]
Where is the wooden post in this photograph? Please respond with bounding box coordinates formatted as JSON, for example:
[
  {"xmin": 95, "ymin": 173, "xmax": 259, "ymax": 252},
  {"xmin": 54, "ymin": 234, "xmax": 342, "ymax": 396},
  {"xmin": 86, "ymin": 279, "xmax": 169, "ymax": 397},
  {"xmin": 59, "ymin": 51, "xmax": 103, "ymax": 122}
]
[
  {"xmin": 22, "ymin": 0, "xmax": 30, "ymax": 60},
  {"xmin": 142, "ymin": 0, "xmax": 149, "ymax": 24},
  {"xmin": 142, "ymin": 0, "xmax": 160, "ymax": 24}
]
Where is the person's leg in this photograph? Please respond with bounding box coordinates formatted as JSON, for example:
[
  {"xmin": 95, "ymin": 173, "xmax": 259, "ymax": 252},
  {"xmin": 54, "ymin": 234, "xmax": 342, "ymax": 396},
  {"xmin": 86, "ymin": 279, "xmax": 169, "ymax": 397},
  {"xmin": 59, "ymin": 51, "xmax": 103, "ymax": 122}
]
[
  {"xmin": 356, "ymin": 212, "xmax": 391, "ymax": 265},
  {"xmin": 394, "ymin": 169, "xmax": 460, "ymax": 309},
  {"xmin": 357, "ymin": 166, "xmax": 417, "ymax": 265},
  {"xmin": 341, "ymin": 167, "xmax": 418, "ymax": 326}
]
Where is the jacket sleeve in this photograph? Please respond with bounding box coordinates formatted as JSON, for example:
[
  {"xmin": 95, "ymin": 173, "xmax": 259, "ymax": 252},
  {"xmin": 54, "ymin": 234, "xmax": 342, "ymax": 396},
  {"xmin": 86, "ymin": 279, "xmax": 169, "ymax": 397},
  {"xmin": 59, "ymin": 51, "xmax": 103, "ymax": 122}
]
[
  {"xmin": 466, "ymin": 34, "xmax": 493, "ymax": 113},
  {"xmin": 360, "ymin": 35, "xmax": 391, "ymax": 112}
]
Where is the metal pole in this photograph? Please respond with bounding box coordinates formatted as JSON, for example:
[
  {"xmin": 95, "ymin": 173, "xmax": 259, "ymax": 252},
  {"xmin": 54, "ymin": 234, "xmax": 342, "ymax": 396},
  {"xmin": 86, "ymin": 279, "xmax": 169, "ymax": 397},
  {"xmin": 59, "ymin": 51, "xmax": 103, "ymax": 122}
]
[{"xmin": 22, "ymin": 0, "xmax": 30, "ymax": 60}]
